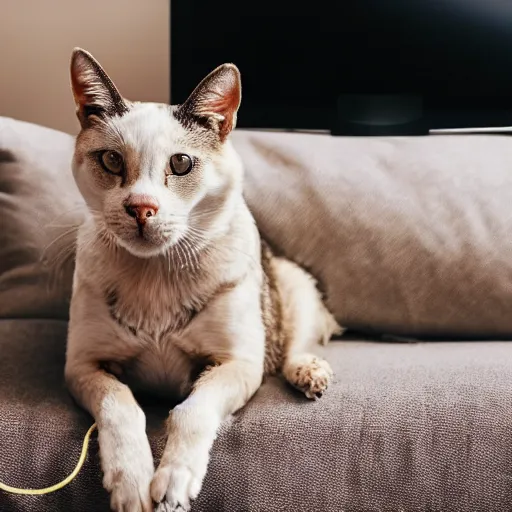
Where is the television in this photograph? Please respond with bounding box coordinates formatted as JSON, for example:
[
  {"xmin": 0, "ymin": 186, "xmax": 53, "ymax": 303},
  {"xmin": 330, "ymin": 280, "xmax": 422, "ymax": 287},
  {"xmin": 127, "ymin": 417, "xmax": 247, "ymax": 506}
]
[{"xmin": 171, "ymin": 0, "xmax": 512, "ymax": 135}]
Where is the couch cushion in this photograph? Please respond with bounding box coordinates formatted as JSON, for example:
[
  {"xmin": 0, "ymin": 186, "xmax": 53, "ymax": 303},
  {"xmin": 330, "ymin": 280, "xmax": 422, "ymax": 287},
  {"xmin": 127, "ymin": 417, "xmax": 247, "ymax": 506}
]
[
  {"xmin": 236, "ymin": 130, "xmax": 512, "ymax": 337},
  {"xmin": 3, "ymin": 115, "xmax": 512, "ymax": 336},
  {"xmin": 1, "ymin": 320, "xmax": 512, "ymax": 511},
  {"xmin": 0, "ymin": 117, "xmax": 84, "ymax": 320}
]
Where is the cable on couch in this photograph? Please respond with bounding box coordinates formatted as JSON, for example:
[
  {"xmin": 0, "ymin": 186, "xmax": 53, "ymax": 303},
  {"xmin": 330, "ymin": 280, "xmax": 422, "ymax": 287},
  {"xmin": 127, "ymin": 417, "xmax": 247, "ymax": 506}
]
[{"xmin": 0, "ymin": 423, "xmax": 97, "ymax": 495}]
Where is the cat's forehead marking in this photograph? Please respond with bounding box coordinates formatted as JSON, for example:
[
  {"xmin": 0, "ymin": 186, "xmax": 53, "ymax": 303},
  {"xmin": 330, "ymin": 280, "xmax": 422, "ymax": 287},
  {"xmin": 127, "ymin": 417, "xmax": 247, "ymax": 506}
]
[{"xmin": 110, "ymin": 102, "xmax": 186, "ymax": 151}]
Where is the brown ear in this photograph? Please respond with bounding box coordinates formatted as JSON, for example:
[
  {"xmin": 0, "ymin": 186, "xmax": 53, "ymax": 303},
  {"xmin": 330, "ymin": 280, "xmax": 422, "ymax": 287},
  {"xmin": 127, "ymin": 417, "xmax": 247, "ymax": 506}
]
[
  {"xmin": 178, "ymin": 63, "xmax": 241, "ymax": 141},
  {"xmin": 70, "ymin": 48, "xmax": 128, "ymax": 128}
]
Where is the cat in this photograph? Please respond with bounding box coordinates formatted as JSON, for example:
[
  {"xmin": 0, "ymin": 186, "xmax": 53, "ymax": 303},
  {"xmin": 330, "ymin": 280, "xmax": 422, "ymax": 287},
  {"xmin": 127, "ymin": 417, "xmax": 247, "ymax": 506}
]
[{"xmin": 65, "ymin": 47, "xmax": 342, "ymax": 512}]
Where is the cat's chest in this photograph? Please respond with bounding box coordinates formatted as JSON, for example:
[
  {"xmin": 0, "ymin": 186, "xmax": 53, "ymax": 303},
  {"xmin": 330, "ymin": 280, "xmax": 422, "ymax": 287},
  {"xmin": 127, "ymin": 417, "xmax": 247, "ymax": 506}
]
[
  {"xmin": 105, "ymin": 274, "xmax": 200, "ymax": 342},
  {"xmin": 103, "ymin": 274, "xmax": 211, "ymax": 398},
  {"xmin": 112, "ymin": 339, "xmax": 206, "ymax": 402}
]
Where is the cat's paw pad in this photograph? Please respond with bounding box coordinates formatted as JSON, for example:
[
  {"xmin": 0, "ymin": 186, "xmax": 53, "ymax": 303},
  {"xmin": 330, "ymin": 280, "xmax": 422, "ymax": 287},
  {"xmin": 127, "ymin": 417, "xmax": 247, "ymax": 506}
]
[{"xmin": 289, "ymin": 357, "xmax": 333, "ymax": 400}]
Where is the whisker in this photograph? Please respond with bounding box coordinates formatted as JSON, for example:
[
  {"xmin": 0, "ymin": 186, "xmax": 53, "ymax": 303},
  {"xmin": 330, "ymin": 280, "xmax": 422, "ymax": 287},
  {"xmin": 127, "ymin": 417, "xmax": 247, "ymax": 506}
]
[
  {"xmin": 181, "ymin": 238, "xmax": 199, "ymax": 271},
  {"xmin": 187, "ymin": 237, "xmax": 200, "ymax": 266},
  {"xmin": 176, "ymin": 244, "xmax": 187, "ymax": 270},
  {"xmin": 176, "ymin": 244, "xmax": 189, "ymax": 268},
  {"xmin": 41, "ymin": 226, "xmax": 79, "ymax": 257},
  {"xmin": 44, "ymin": 203, "xmax": 87, "ymax": 229},
  {"xmin": 184, "ymin": 226, "xmax": 260, "ymax": 271},
  {"xmin": 41, "ymin": 226, "xmax": 79, "ymax": 293}
]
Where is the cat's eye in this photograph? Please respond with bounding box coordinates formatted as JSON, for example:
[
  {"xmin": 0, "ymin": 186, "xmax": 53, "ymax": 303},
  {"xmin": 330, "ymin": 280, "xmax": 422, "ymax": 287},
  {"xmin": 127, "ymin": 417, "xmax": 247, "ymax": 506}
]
[
  {"xmin": 100, "ymin": 150, "xmax": 124, "ymax": 175},
  {"xmin": 170, "ymin": 153, "xmax": 192, "ymax": 176}
]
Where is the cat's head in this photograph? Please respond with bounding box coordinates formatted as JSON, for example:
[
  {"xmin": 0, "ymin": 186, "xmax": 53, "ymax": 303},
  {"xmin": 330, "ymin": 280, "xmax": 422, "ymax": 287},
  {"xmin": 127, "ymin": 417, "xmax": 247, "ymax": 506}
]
[{"xmin": 70, "ymin": 48, "xmax": 243, "ymax": 258}]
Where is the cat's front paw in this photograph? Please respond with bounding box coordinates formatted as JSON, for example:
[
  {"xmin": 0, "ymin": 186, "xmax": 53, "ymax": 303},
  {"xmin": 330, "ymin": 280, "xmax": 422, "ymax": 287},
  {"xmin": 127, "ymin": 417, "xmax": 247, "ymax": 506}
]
[
  {"xmin": 100, "ymin": 427, "xmax": 155, "ymax": 512},
  {"xmin": 150, "ymin": 451, "xmax": 209, "ymax": 512},
  {"xmin": 108, "ymin": 468, "xmax": 154, "ymax": 512}
]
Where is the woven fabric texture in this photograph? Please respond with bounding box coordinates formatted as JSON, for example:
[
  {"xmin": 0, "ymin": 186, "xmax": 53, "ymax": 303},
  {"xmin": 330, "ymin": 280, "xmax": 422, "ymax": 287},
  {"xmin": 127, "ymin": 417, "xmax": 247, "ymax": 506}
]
[{"xmin": 1, "ymin": 320, "xmax": 512, "ymax": 511}]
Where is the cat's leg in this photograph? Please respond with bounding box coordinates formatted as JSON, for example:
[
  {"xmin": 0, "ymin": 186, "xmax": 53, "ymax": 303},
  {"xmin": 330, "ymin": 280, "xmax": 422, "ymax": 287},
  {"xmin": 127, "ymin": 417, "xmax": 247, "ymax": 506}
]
[
  {"xmin": 65, "ymin": 361, "xmax": 154, "ymax": 512},
  {"xmin": 66, "ymin": 297, "xmax": 155, "ymax": 512},
  {"xmin": 150, "ymin": 282, "xmax": 265, "ymax": 511},
  {"xmin": 151, "ymin": 360, "xmax": 263, "ymax": 511},
  {"xmin": 273, "ymin": 257, "xmax": 343, "ymax": 399}
]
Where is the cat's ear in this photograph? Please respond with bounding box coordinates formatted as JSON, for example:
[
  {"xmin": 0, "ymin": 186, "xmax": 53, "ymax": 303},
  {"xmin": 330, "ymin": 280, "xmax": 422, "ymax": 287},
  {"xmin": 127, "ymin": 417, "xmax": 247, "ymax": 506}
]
[
  {"xmin": 70, "ymin": 48, "xmax": 128, "ymax": 128},
  {"xmin": 178, "ymin": 64, "xmax": 241, "ymax": 141}
]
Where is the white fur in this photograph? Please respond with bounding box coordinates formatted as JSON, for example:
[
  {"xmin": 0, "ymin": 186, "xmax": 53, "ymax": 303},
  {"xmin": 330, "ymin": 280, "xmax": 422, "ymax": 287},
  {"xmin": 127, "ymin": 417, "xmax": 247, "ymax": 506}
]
[{"xmin": 99, "ymin": 395, "xmax": 154, "ymax": 512}]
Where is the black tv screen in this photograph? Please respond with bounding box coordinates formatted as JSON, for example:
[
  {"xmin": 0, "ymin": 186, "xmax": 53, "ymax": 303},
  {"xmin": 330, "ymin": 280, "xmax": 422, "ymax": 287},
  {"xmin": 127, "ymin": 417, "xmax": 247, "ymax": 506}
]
[{"xmin": 171, "ymin": 0, "xmax": 512, "ymax": 135}]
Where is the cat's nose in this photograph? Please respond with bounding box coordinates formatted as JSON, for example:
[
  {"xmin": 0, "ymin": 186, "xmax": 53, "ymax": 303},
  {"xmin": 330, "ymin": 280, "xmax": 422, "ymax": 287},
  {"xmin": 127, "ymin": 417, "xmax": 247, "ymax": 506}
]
[{"xmin": 124, "ymin": 195, "xmax": 159, "ymax": 225}]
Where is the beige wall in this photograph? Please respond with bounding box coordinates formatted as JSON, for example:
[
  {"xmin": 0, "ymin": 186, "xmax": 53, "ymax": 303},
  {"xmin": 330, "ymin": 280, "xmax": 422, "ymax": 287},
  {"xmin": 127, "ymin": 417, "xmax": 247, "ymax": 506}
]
[{"xmin": 0, "ymin": 0, "xmax": 169, "ymax": 134}]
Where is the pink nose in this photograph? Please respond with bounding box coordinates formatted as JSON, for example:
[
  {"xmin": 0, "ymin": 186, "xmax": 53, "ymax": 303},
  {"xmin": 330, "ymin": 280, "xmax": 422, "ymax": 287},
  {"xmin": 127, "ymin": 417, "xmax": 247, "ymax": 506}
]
[{"xmin": 124, "ymin": 195, "xmax": 159, "ymax": 225}]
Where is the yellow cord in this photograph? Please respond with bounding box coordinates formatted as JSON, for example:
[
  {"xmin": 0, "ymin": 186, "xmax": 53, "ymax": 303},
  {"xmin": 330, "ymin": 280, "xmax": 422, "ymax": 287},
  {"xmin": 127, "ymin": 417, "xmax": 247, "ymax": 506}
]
[{"xmin": 0, "ymin": 423, "xmax": 97, "ymax": 495}]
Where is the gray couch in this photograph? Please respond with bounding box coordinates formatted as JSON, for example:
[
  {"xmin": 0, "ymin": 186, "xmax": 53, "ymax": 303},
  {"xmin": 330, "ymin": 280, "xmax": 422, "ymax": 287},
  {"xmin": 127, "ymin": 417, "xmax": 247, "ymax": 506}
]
[{"xmin": 2, "ymin": 116, "xmax": 512, "ymax": 512}]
